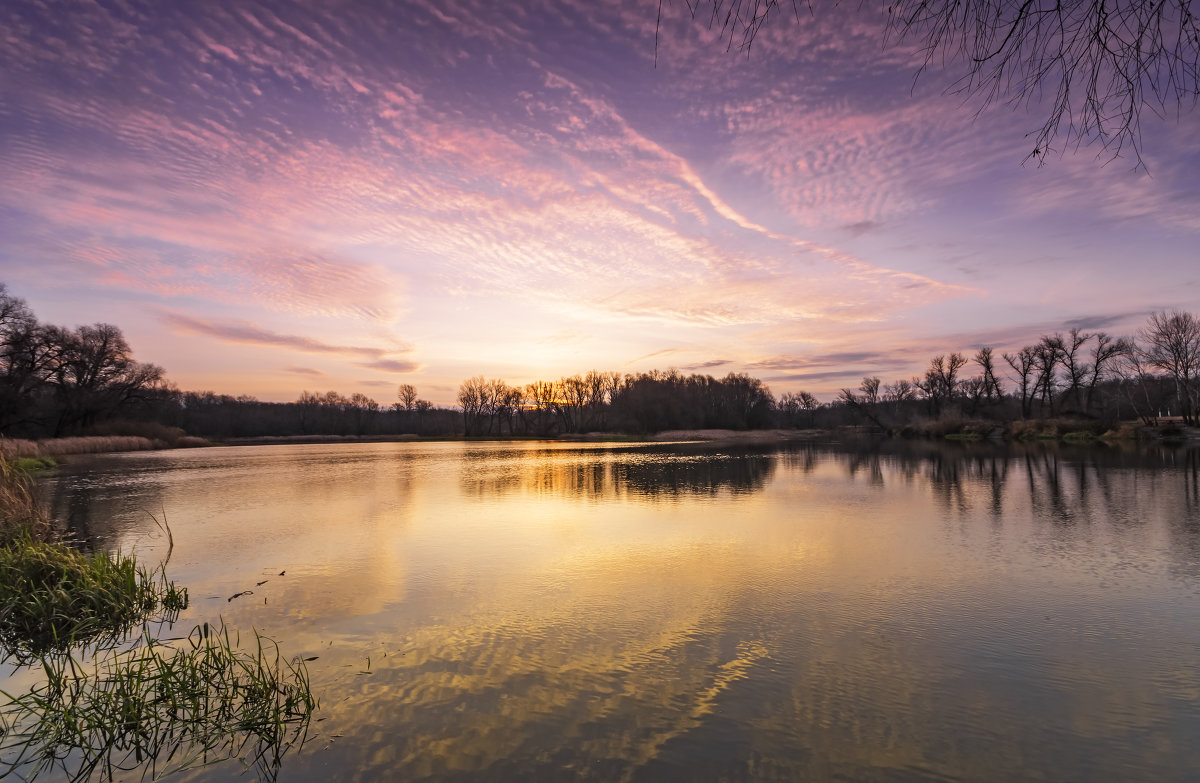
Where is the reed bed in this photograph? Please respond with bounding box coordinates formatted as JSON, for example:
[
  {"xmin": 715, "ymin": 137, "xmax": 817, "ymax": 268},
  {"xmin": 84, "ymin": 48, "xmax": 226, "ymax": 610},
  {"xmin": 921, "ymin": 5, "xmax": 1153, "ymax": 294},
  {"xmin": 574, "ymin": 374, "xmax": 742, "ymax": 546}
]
[
  {"xmin": 0, "ymin": 437, "xmax": 40, "ymax": 460},
  {"xmin": 37, "ymin": 436, "xmax": 168, "ymax": 457},
  {"xmin": 0, "ymin": 435, "xmax": 185, "ymax": 461},
  {"xmin": 0, "ymin": 621, "xmax": 318, "ymax": 782}
]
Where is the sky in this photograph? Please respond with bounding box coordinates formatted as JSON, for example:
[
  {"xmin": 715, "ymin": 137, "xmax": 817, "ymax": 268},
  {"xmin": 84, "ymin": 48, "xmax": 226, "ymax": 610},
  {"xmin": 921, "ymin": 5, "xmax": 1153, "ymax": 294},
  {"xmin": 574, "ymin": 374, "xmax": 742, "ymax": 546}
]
[{"xmin": 1, "ymin": 0, "xmax": 1197, "ymax": 406}]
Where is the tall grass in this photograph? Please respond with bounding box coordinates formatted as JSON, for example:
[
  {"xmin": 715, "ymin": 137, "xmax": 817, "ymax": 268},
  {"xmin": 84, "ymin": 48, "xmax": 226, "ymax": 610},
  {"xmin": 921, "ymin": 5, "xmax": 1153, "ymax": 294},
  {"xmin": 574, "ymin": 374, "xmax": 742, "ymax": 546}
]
[
  {"xmin": 35, "ymin": 436, "xmax": 167, "ymax": 457},
  {"xmin": 0, "ymin": 458, "xmax": 49, "ymax": 542},
  {"xmin": 0, "ymin": 437, "xmax": 40, "ymax": 461},
  {"xmin": 0, "ymin": 621, "xmax": 318, "ymax": 782}
]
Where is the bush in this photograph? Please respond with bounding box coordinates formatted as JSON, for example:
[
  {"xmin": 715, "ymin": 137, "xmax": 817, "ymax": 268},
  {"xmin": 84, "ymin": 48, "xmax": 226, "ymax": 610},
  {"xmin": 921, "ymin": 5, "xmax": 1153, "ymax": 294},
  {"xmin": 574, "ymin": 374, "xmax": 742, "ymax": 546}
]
[
  {"xmin": 1101, "ymin": 422, "xmax": 1144, "ymax": 440},
  {"xmin": 1008, "ymin": 418, "xmax": 1106, "ymax": 441},
  {"xmin": 901, "ymin": 416, "xmax": 993, "ymax": 440}
]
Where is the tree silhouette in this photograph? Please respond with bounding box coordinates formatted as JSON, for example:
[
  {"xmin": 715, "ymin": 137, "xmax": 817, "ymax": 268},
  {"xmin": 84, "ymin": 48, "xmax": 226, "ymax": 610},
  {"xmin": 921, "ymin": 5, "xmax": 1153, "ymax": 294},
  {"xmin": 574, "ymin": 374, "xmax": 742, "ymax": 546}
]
[{"xmin": 1139, "ymin": 310, "xmax": 1200, "ymax": 424}]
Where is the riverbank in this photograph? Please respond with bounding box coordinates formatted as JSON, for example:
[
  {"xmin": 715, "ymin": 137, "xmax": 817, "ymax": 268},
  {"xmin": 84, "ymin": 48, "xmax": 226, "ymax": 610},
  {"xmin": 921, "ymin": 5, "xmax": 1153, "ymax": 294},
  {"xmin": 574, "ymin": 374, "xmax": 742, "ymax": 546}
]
[
  {"xmin": 648, "ymin": 428, "xmax": 831, "ymax": 443},
  {"xmin": 227, "ymin": 429, "xmax": 835, "ymax": 446},
  {"xmin": 5, "ymin": 421, "xmax": 1197, "ymax": 461}
]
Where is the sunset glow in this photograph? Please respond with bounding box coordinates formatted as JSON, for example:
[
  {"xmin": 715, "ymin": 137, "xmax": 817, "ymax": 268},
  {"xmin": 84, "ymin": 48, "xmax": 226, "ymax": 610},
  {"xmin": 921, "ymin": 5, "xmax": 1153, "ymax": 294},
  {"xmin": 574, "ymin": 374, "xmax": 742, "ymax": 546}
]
[{"xmin": 3, "ymin": 0, "xmax": 1197, "ymax": 405}]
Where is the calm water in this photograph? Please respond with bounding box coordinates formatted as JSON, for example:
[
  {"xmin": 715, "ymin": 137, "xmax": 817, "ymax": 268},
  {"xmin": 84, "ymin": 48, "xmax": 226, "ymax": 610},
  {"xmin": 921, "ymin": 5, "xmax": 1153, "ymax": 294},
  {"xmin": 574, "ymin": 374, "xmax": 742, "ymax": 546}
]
[{"xmin": 16, "ymin": 439, "xmax": 1200, "ymax": 782}]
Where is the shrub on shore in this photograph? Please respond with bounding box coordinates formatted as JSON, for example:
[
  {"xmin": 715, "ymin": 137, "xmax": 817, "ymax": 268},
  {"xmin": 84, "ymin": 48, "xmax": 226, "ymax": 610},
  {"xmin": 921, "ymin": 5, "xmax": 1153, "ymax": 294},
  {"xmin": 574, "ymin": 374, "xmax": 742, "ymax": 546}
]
[
  {"xmin": 1007, "ymin": 418, "xmax": 1108, "ymax": 442},
  {"xmin": 1101, "ymin": 422, "xmax": 1144, "ymax": 440},
  {"xmin": 896, "ymin": 416, "xmax": 995, "ymax": 440}
]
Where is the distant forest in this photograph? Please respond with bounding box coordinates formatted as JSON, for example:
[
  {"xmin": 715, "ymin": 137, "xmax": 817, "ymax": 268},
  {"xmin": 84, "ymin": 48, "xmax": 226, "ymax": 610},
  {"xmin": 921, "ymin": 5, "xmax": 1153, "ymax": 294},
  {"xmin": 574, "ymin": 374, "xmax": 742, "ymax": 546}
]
[{"xmin": 3, "ymin": 283, "xmax": 1199, "ymax": 441}]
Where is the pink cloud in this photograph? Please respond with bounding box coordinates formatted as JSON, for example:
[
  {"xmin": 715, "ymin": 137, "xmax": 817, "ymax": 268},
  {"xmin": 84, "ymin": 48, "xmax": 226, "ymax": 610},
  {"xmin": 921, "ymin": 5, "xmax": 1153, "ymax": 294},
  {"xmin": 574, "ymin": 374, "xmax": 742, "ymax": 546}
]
[{"xmin": 161, "ymin": 311, "xmax": 413, "ymax": 358}]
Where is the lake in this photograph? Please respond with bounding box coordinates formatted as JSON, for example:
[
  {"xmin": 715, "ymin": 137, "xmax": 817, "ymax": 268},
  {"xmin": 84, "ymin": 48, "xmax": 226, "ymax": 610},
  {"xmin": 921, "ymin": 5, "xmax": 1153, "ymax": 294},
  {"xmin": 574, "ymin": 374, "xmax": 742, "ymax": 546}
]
[{"xmin": 15, "ymin": 439, "xmax": 1200, "ymax": 782}]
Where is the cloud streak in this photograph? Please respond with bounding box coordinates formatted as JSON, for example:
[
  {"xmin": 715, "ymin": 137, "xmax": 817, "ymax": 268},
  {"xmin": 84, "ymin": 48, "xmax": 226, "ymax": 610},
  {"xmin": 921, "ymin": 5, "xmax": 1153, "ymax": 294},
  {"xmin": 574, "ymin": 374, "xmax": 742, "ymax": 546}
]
[{"xmin": 161, "ymin": 312, "xmax": 412, "ymax": 359}]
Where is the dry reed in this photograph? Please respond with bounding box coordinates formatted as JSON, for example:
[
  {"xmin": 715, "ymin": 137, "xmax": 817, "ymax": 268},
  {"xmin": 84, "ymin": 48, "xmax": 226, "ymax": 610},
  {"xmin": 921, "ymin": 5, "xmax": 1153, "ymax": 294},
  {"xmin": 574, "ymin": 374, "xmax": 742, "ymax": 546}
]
[
  {"xmin": 2, "ymin": 435, "xmax": 218, "ymax": 460},
  {"xmin": 0, "ymin": 459, "xmax": 49, "ymax": 541}
]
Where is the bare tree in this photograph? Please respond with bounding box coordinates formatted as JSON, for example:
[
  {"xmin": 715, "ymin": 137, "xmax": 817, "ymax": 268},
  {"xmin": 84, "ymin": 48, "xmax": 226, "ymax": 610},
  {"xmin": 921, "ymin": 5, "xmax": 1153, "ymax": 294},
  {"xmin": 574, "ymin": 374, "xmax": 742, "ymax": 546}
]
[
  {"xmin": 1139, "ymin": 310, "xmax": 1200, "ymax": 424},
  {"xmin": 974, "ymin": 347, "xmax": 1004, "ymax": 401},
  {"xmin": 883, "ymin": 378, "xmax": 917, "ymax": 402},
  {"xmin": 859, "ymin": 375, "xmax": 881, "ymax": 405},
  {"xmin": 558, "ymin": 375, "xmax": 589, "ymax": 433},
  {"xmin": 457, "ymin": 376, "xmax": 489, "ymax": 435},
  {"xmin": 1086, "ymin": 332, "xmax": 1131, "ymax": 413},
  {"xmin": 840, "ymin": 385, "xmax": 892, "ymax": 430},
  {"xmin": 348, "ymin": 393, "xmax": 379, "ymax": 436},
  {"xmin": 944, "ymin": 352, "xmax": 967, "ymax": 399},
  {"xmin": 961, "ymin": 376, "xmax": 987, "ymax": 413},
  {"xmin": 493, "ymin": 381, "xmax": 524, "ymax": 434},
  {"xmin": 919, "ymin": 352, "xmax": 967, "ymax": 415},
  {"xmin": 0, "ymin": 286, "xmax": 52, "ymax": 433},
  {"xmin": 583, "ymin": 370, "xmax": 622, "ymax": 431},
  {"xmin": 1060, "ymin": 328, "xmax": 1092, "ymax": 413},
  {"xmin": 1004, "ymin": 345, "xmax": 1037, "ymax": 418},
  {"xmin": 1032, "ymin": 335, "xmax": 1064, "ymax": 415},
  {"xmin": 663, "ymin": 0, "xmax": 1199, "ymax": 164},
  {"xmin": 397, "ymin": 383, "xmax": 418, "ymax": 411},
  {"xmin": 780, "ymin": 390, "xmax": 820, "ymax": 427},
  {"xmin": 525, "ymin": 380, "xmax": 558, "ymax": 435},
  {"xmin": 1115, "ymin": 339, "xmax": 1169, "ymax": 423}
]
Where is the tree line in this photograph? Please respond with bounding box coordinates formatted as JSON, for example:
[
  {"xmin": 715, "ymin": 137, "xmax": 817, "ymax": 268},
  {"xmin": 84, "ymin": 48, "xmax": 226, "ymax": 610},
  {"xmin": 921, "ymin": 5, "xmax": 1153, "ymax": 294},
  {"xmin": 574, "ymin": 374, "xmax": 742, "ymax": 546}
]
[
  {"xmin": 455, "ymin": 369, "xmax": 774, "ymax": 435},
  {"xmin": 836, "ymin": 311, "xmax": 1200, "ymax": 429},
  {"xmin": 4, "ymin": 282, "xmax": 1200, "ymax": 440}
]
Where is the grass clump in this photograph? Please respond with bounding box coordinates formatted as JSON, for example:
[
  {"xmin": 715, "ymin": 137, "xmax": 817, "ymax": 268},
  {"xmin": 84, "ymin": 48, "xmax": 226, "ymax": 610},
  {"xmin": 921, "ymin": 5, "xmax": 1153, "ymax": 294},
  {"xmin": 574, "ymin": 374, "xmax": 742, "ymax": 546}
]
[
  {"xmin": 1, "ymin": 459, "xmax": 186, "ymax": 659},
  {"xmin": 8, "ymin": 456, "xmax": 57, "ymax": 473},
  {"xmin": 0, "ymin": 530, "xmax": 188, "ymax": 662},
  {"xmin": 0, "ymin": 621, "xmax": 318, "ymax": 782}
]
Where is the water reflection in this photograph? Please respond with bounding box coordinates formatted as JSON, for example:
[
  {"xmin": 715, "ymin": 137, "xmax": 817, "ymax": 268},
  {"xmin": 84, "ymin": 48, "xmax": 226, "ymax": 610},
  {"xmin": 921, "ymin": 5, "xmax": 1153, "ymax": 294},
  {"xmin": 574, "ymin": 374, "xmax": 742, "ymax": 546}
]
[
  {"xmin": 459, "ymin": 444, "xmax": 778, "ymax": 500},
  {"xmin": 22, "ymin": 440, "xmax": 1200, "ymax": 782}
]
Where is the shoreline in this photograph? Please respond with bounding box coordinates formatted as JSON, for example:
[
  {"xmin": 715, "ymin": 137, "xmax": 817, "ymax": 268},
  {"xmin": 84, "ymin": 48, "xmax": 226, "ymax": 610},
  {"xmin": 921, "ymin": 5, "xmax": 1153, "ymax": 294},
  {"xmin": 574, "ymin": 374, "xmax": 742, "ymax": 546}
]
[{"xmin": 4, "ymin": 423, "xmax": 1198, "ymax": 461}]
